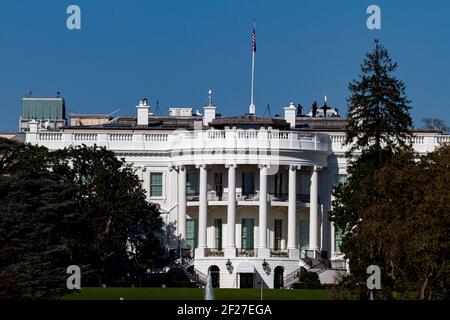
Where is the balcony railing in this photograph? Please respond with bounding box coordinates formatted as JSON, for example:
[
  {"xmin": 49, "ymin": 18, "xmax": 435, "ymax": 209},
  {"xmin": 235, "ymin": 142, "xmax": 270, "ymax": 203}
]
[
  {"xmin": 28, "ymin": 128, "xmax": 449, "ymax": 157},
  {"xmin": 206, "ymin": 249, "xmax": 224, "ymax": 257},
  {"xmin": 238, "ymin": 249, "xmax": 256, "ymax": 257},
  {"xmin": 270, "ymin": 250, "xmax": 289, "ymax": 257},
  {"xmin": 269, "ymin": 193, "xmax": 310, "ymax": 203},
  {"xmin": 187, "ymin": 191, "xmax": 311, "ymax": 203}
]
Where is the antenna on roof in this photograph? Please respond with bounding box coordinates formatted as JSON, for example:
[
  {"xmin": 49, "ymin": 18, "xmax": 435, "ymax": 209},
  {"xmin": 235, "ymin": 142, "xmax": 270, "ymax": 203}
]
[
  {"xmin": 25, "ymin": 89, "xmax": 32, "ymax": 98},
  {"xmin": 263, "ymin": 104, "xmax": 271, "ymax": 117},
  {"xmin": 106, "ymin": 109, "xmax": 120, "ymax": 118},
  {"xmin": 56, "ymin": 91, "xmax": 61, "ymax": 98},
  {"xmin": 208, "ymin": 90, "xmax": 213, "ymax": 106},
  {"xmin": 155, "ymin": 100, "xmax": 161, "ymax": 115}
]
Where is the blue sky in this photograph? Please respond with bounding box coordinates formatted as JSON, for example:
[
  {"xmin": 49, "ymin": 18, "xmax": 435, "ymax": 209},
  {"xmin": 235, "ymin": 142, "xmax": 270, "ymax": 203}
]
[{"xmin": 0, "ymin": 0, "xmax": 449, "ymax": 131}]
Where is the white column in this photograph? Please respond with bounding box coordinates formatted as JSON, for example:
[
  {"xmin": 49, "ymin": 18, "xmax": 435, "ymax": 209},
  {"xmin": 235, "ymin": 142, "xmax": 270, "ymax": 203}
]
[
  {"xmin": 309, "ymin": 166, "xmax": 320, "ymax": 253},
  {"xmin": 288, "ymin": 165, "xmax": 299, "ymax": 258},
  {"xmin": 178, "ymin": 166, "xmax": 187, "ymax": 247},
  {"xmin": 258, "ymin": 164, "xmax": 270, "ymax": 257},
  {"xmin": 225, "ymin": 164, "xmax": 237, "ymax": 257},
  {"xmin": 196, "ymin": 164, "xmax": 208, "ymax": 257}
]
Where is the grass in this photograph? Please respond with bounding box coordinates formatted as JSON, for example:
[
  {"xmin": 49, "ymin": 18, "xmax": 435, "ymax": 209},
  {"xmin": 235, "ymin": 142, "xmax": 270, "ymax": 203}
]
[{"xmin": 62, "ymin": 287, "xmax": 329, "ymax": 300}]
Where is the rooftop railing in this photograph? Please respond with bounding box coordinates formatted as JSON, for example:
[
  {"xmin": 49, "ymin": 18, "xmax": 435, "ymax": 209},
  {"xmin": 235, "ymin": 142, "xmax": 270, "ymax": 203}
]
[{"xmin": 27, "ymin": 128, "xmax": 449, "ymax": 155}]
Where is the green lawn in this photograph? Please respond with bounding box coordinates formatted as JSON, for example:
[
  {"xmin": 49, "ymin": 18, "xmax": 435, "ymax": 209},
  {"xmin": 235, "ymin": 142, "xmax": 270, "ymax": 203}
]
[{"xmin": 62, "ymin": 287, "xmax": 329, "ymax": 300}]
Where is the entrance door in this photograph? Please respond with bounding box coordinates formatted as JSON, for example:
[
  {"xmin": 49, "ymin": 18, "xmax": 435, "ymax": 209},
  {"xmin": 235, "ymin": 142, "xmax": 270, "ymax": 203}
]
[
  {"xmin": 274, "ymin": 266, "xmax": 284, "ymax": 289},
  {"xmin": 209, "ymin": 266, "xmax": 220, "ymax": 288},
  {"xmin": 240, "ymin": 273, "xmax": 254, "ymax": 288}
]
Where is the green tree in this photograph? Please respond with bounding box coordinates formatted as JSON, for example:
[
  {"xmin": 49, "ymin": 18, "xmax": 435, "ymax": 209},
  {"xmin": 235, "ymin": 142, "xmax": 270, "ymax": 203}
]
[
  {"xmin": 345, "ymin": 39, "xmax": 412, "ymax": 156},
  {"xmin": 330, "ymin": 41, "xmax": 416, "ymax": 299},
  {"xmin": 0, "ymin": 138, "xmax": 77, "ymax": 299},
  {"xmin": 0, "ymin": 139, "xmax": 165, "ymax": 298},
  {"xmin": 333, "ymin": 40, "xmax": 413, "ymax": 238},
  {"xmin": 51, "ymin": 145, "xmax": 165, "ymax": 286}
]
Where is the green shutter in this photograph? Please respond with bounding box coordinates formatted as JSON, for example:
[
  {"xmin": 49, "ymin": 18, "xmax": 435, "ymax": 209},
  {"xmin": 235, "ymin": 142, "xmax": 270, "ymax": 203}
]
[
  {"xmin": 299, "ymin": 220, "xmax": 309, "ymax": 251},
  {"xmin": 186, "ymin": 172, "xmax": 199, "ymax": 197},
  {"xmin": 242, "ymin": 172, "xmax": 255, "ymax": 196},
  {"xmin": 335, "ymin": 227, "xmax": 344, "ymax": 253},
  {"xmin": 241, "ymin": 219, "xmax": 254, "ymax": 250},
  {"xmin": 214, "ymin": 219, "xmax": 222, "ymax": 249},
  {"xmin": 300, "ymin": 174, "xmax": 311, "ymax": 195},
  {"xmin": 274, "ymin": 219, "xmax": 282, "ymax": 250},
  {"xmin": 186, "ymin": 219, "xmax": 198, "ymax": 249},
  {"xmin": 150, "ymin": 172, "xmax": 163, "ymax": 197}
]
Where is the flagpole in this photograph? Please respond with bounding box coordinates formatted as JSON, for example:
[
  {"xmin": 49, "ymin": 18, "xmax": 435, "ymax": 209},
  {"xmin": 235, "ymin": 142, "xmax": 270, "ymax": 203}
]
[
  {"xmin": 250, "ymin": 49, "xmax": 255, "ymax": 112},
  {"xmin": 249, "ymin": 22, "xmax": 256, "ymax": 115}
]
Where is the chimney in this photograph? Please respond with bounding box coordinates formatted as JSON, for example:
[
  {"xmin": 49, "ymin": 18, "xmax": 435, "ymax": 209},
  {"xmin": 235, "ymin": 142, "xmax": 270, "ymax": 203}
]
[
  {"xmin": 136, "ymin": 98, "xmax": 149, "ymax": 126},
  {"xmin": 284, "ymin": 102, "xmax": 296, "ymax": 129},
  {"xmin": 29, "ymin": 119, "xmax": 39, "ymax": 133},
  {"xmin": 203, "ymin": 90, "xmax": 216, "ymax": 126}
]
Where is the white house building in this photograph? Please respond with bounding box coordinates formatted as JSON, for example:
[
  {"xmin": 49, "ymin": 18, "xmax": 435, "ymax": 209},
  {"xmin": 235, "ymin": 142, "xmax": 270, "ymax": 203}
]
[{"xmin": 25, "ymin": 96, "xmax": 450, "ymax": 289}]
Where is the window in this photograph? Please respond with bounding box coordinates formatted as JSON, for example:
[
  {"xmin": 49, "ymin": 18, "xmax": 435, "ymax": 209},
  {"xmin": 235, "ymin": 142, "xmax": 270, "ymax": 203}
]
[
  {"xmin": 242, "ymin": 172, "xmax": 255, "ymax": 196},
  {"xmin": 335, "ymin": 227, "xmax": 344, "ymax": 253},
  {"xmin": 274, "ymin": 219, "xmax": 282, "ymax": 250},
  {"xmin": 300, "ymin": 174, "xmax": 311, "ymax": 195},
  {"xmin": 150, "ymin": 172, "xmax": 163, "ymax": 197},
  {"xmin": 213, "ymin": 172, "xmax": 223, "ymax": 199},
  {"xmin": 274, "ymin": 173, "xmax": 283, "ymax": 197},
  {"xmin": 186, "ymin": 172, "xmax": 199, "ymax": 198},
  {"xmin": 299, "ymin": 220, "xmax": 309, "ymax": 251},
  {"xmin": 214, "ymin": 219, "xmax": 222, "ymax": 250},
  {"xmin": 186, "ymin": 219, "xmax": 198, "ymax": 249},
  {"xmin": 241, "ymin": 218, "xmax": 254, "ymax": 250}
]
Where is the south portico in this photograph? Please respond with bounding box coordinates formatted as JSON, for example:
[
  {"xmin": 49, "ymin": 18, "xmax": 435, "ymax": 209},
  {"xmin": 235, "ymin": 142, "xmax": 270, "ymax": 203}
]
[{"xmin": 170, "ymin": 159, "xmax": 327, "ymax": 288}]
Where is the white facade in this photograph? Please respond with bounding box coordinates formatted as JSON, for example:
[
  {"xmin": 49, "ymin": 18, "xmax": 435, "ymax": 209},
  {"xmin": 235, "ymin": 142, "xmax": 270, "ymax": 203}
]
[{"xmin": 25, "ymin": 107, "xmax": 450, "ymax": 289}]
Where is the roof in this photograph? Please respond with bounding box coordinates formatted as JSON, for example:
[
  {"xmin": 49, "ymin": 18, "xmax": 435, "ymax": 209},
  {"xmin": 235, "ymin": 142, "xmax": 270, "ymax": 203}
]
[
  {"xmin": 61, "ymin": 113, "xmax": 441, "ymax": 134},
  {"xmin": 210, "ymin": 115, "xmax": 289, "ymax": 130}
]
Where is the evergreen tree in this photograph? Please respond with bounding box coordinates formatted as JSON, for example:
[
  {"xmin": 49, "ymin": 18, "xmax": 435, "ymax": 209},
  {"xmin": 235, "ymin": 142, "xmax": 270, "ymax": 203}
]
[
  {"xmin": 345, "ymin": 39, "xmax": 412, "ymax": 157},
  {"xmin": 330, "ymin": 41, "xmax": 416, "ymax": 299}
]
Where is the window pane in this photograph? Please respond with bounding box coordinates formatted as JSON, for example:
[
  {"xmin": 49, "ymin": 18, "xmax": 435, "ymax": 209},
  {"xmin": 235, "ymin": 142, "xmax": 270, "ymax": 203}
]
[
  {"xmin": 274, "ymin": 173, "xmax": 283, "ymax": 196},
  {"xmin": 300, "ymin": 174, "xmax": 311, "ymax": 195},
  {"xmin": 335, "ymin": 227, "xmax": 344, "ymax": 253},
  {"xmin": 274, "ymin": 219, "xmax": 282, "ymax": 250},
  {"xmin": 187, "ymin": 172, "xmax": 199, "ymax": 197},
  {"xmin": 242, "ymin": 172, "xmax": 255, "ymax": 196},
  {"xmin": 241, "ymin": 218, "xmax": 254, "ymax": 250},
  {"xmin": 299, "ymin": 220, "xmax": 309, "ymax": 251},
  {"xmin": 214, "ymin": 219, "xmax": 222, "ymax": 249},
  {"xmin": 150, "ymin": 172, "xmax": 163, "ymax": 197},
  {"xmin": 186, "ymin": 219, "xmax": 198, "ymax": 249}
]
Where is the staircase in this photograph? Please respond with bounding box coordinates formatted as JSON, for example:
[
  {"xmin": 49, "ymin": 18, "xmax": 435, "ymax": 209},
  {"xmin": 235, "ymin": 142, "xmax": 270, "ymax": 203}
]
[
  {"xmin": 185, "ymin": 269, "xmax": 207, "ymax": 287},
  {"xmin": 284, "ymin": 268, "xmax": 302, "ymax": 288},
  {"xmin": 168, "ymin": 250, "xmax": 206, "ymax": 287},
  {"xmin": 301, "ymin": 250, "xmax": 331, "ymax": 270}
]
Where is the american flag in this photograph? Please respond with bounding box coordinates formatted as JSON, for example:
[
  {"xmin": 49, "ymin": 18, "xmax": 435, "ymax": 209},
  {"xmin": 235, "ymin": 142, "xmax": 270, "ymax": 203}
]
[{"xmin": 252, "ymin": 24, "xmax": 256, "ymax": 53}]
